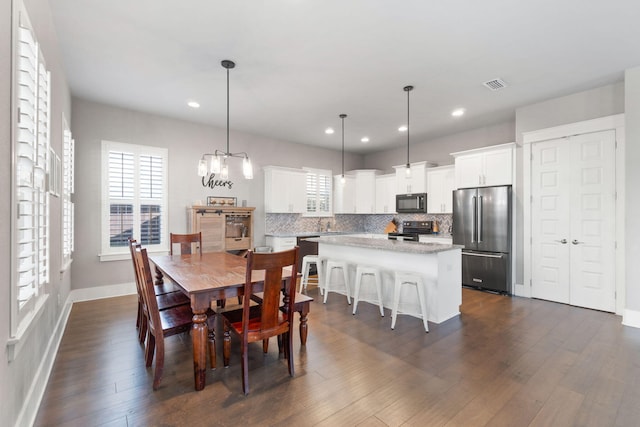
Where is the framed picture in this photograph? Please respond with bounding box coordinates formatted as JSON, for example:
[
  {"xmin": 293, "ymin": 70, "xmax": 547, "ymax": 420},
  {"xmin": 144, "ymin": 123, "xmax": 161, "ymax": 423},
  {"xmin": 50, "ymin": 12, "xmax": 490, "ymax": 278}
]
[{"xmin": 207, "ymin": 196, "xmax": 237, "ymax": 207}]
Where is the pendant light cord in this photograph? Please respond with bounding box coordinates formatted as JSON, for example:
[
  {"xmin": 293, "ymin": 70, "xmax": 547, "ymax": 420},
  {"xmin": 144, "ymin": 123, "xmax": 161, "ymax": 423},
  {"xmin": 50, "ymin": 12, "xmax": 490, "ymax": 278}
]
[
  {"xmin": 226, "ymin": 65, "xmax": 230, "ymax": 155},
  {"xmin": 340, "ymin": 114, "xmax": 347, "ymax": 177},
  {"xmin": 404, "ymin": 85, "xmax": 413, "ymax": 167}
]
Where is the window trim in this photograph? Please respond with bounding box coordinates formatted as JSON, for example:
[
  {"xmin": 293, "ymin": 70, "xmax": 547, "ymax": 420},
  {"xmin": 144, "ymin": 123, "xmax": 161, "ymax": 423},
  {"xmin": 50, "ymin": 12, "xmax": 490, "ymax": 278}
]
[
  {"xmin": 61, "ymin": 114, "xmax": 74, "ymax": 272},
  {"xmin": 9, "ymin": 0, "xmax": 51, "ymax": 344},
  {"xmin": 99, "ymin": 140, "xmax": 169, "ymax": 261}
]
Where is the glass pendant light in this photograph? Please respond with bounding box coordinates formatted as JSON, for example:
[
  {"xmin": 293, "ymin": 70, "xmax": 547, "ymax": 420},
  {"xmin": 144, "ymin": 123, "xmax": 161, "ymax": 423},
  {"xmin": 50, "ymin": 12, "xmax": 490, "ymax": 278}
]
[{"xmin": 197, "ymin": 60, "xmax": 253, "ymax": 180}]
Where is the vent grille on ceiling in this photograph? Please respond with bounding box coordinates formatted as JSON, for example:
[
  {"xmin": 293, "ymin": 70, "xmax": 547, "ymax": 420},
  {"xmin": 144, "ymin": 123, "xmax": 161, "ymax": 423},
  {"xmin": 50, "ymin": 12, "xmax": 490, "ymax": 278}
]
[{"xmin": 483, "ymin": 78, "xmax": 507, "ymax": 91}]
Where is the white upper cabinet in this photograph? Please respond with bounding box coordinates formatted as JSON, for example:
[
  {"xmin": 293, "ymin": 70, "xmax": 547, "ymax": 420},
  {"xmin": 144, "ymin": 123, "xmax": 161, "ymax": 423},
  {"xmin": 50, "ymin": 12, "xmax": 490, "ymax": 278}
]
[
  {"xmin": 333, "ymin": 174, "xmax": 356, "ymax": 214},
  {"xmin": 354, "ymin": 170, "xmax": 378, "ymax": 214},
  {"xmin": 393, "ymin": 161, "xmax": 433, "ymax": 194},
  {"xmin": 375, "ymin": 174, "xmax": 397, "ymax": 214},
  {"xmin": 264, "ymin": 166, "xmax": 307, "ymax": 213},
  {"xmin": 427, "ymin": 165, "xmax": 455, "ymax": 213},
  {"xmin": 451, "ymin": 143, "xmax": 515, "ymax": 188}
]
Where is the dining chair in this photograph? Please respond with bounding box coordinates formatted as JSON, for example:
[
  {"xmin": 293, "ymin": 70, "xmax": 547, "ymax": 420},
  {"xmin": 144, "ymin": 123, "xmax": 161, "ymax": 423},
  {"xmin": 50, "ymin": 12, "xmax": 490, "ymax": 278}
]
[
  {"xmin": 222, "ymin": 246, "xmax": 300, "ymax": 395},
  {"xmin": 128, "ymin": 239, "xmax": 190, "ymax": 344},
  {"xmin": 134, "ymin": 246, "xmax": 215, "ymax": 390},
  {"xmin": 169, "ymin": 232, "xmax": 202, "ymax": 255}
]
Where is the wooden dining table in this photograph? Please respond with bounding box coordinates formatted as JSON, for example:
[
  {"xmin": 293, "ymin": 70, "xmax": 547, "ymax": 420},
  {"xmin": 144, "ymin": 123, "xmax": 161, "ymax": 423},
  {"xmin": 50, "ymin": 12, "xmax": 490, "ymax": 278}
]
[{"xmin": 150, "ymin": 251, "xmax": 292, "ymax": 391}]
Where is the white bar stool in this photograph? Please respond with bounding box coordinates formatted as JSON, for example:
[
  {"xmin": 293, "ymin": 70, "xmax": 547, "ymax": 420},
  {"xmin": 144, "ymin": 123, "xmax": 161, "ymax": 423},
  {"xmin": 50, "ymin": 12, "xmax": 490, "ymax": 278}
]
[
  {"xmin": 323, "ymin": 260, "xmax": 351, "ymax": 304},
  {"xmin": 391, "ymin": 271, "xmax": 429, "ymax": 332},
  {"xmin": 352, "ymin": 265, "xmax": 384, "ymax": 317},
  {"xmin": 300, "ymin": 255, "xmax": 323, "ymax": 294}
]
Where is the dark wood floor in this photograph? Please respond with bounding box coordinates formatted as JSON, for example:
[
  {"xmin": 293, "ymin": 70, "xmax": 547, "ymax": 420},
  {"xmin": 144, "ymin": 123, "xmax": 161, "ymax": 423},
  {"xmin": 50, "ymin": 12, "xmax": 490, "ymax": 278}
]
[{"xmin": 34, "ymin": 287, "xmax": 640, "ymax": 426}]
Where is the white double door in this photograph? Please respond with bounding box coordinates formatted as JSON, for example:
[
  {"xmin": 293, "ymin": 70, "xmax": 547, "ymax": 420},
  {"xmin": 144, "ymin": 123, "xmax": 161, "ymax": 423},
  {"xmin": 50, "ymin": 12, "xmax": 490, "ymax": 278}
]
[{"xmin": 531, "ymin": 130, "xmax": 616, "ymax": 312}]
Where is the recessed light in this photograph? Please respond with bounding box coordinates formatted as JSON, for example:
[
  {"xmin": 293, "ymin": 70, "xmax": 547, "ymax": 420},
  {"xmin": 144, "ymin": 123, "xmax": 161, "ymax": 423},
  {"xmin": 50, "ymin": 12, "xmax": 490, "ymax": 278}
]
[
  {"xmin": 398, "ymin": 125, "xmax": 408, "ymax": 132},
  {"xmin": 187, "ymin": 101, "xmax": 200, "ymax": 108},
  {"xmin": 451, "ymin": 108, "xmax": 465, "ymax": 117},
  {"xmin": 325, "ymin": 128, "xmax": 335, "ymax": 135},
  {"xmin": 361, "ymin": 137, "xmax": 370, "ymax": 143}
]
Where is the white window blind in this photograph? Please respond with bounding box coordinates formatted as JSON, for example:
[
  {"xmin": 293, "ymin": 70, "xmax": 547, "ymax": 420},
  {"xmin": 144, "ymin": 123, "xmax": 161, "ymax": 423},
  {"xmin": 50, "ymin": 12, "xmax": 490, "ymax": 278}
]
[
  {"xmin": 11, "ymin": 4, "xmax": 51, "ymax": 338},
  {"xmin": 303, "ymin": 168, "xmax": 332, "ymax": 216},
  {"xmin": 101, "ymin": 141, "xmax": 168, "ymax": 259},
  {"xmin": 62, "ymin": 120, "xmax": 74, "ymax": 268}
]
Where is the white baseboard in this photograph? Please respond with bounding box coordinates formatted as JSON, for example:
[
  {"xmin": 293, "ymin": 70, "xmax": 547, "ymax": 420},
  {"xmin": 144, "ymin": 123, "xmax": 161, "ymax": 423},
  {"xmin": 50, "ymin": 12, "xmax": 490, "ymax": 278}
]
[
  {"xmin": 622, "ymin": 309, "xmax": 640, "ymax": 329},
  {"xmin": 513, "ymin": 282, "xmax": 531, "ymax": 298},
  {"xmin": 16, "ymin": 282, "xmax": 137, "ymax": 427},
  {"xmin": 69, "ymin": 281, "xmax": 136, "ymax": 302},
  {"xmin": 16, "ymin": 298, "xmax": 73, "ymax": 427}
]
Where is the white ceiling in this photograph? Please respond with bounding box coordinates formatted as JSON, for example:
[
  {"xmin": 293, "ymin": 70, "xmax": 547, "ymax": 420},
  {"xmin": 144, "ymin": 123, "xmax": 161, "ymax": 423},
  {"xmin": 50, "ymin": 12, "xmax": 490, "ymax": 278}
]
[{"xmin": 50, "ymin": 0, "xmax": 640, "ymax": 153}]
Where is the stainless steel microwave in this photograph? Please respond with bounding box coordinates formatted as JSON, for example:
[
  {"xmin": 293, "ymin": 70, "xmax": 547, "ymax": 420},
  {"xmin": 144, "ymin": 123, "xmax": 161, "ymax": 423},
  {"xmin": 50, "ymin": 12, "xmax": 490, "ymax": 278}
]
[{"xmin": 396, "ymin": 193, "xmax": 427, "ymax": 213}]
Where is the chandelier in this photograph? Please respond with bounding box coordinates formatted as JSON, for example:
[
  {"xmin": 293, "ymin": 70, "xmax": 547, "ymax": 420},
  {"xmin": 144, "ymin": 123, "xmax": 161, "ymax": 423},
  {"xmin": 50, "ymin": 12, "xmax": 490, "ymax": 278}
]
[{"xmin": 197, "ymin": 60, "xmax": 253, "ymax": 180}]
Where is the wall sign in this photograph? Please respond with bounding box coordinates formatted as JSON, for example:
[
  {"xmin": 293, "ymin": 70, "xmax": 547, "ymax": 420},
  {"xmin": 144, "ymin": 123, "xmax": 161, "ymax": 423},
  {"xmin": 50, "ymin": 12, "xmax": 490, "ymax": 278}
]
[{"xmin": 201, "ymin": 173, "xmax": 233, "ymax": 189}]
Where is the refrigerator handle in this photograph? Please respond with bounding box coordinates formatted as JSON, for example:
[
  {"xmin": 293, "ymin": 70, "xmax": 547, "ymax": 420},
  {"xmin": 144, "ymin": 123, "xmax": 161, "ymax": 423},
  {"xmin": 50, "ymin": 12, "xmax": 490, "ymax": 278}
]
[
  {"xmin": 472, "ymin": 196, "xmax": 477, "ymax": 243},
  {"xmin": 478, "ymin": 195, "xmax": 483, "ymax": 242}
]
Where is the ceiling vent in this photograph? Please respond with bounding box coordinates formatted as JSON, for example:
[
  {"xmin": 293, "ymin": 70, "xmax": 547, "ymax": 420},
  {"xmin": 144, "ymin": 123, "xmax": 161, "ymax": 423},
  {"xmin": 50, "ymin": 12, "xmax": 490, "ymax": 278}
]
[{"xmin": 483, "ymin": 78, "xmax": 507, "ymax": 91}]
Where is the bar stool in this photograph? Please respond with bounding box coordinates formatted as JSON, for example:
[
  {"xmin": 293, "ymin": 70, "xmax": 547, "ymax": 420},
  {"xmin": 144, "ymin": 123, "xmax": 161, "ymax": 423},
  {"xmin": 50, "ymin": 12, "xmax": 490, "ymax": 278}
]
[
  {"xmin": 352, "ymin": 265, "xmax": 384, "ymax": 316},
  {"xmin": 323, "ymin": 260, "xmax": 351, "ymax": 304},
  {"xmin": 391, "ymin": 271, "xmax": 429, "ymax": 332},
  {"xmin": 300, "ymin": 255, "xmax": 323, "ymax": 294}
]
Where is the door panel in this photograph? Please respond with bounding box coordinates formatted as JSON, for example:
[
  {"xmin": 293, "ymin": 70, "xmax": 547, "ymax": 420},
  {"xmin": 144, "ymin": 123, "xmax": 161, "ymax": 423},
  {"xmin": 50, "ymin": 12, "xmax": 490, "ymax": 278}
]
[
  {"xmin": 568, "ymin": 131, "xmax": 616, "ymax": 311},
  {"xmin": 531, "ymin": 130, "xmax": 616, "ymax": 312},
  {"xmin": 452, "ymin": 188, "xmax": 477, "ymax": 248},
  {"xmin": 531, "ymin": 141, "xmax": 571, "ymax": 304}
]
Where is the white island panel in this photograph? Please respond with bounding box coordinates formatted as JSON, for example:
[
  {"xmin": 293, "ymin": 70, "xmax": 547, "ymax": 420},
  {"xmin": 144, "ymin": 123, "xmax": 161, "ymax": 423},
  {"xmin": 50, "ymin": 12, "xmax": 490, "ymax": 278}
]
[{"xmin": 315, "ymin": 236, "xmax": 462, "ymax": 324}]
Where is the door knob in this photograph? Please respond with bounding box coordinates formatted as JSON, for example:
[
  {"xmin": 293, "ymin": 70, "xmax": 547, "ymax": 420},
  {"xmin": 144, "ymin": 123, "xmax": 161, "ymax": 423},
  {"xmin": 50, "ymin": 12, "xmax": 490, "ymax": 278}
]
[
  {"xmin": 555, "ymin": 239, "xmax": 567, "ymax": 244},
  {"xmin": 572, "ymin": 239, "xmax": 582, "ymax": 245}
]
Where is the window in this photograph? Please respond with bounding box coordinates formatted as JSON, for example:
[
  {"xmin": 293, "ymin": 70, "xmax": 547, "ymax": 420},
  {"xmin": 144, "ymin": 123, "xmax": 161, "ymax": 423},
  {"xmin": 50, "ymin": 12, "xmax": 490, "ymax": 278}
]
[
  {"xmin": 61, "ymin": 117, "xmax": 74, "ymax": 269},
  {"xmin": 304, "ymin": 167, "xmax": 332, "ymax": 216},
  {"xmin": 10, "ymin": 2, "xmax": 51, "ymax": 338},
  {"xmin": 100, "ymin": 141, "xmax": 168, "ymax": 261}
]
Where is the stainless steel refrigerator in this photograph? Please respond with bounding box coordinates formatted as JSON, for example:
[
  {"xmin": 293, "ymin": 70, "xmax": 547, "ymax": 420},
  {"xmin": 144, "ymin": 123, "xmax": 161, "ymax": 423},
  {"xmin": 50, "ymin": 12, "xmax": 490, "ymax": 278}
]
[{"xmin": 452, "ymin": 185, "xmax": 512, "ymax": 294}]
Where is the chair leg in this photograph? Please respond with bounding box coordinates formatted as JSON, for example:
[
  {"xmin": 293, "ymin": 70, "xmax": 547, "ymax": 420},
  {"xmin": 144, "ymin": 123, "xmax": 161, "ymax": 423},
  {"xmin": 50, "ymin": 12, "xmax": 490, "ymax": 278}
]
[
  {"xmin": 277, "ymin": 334, "xmax": 283, "ymax": 353},
  {"xmin": 136, "ymin": 301, "xmax": 142, "ymax": 328},
  {"xmin": 263, "ymin": 338, "xmax": 269, "ymax": 353},
  {"xmin": 241, "ymin": 341, "xmax": 249, "ymax": 395},
  {"xmin": 416, "ymin": 280, "xmax": 429, "ymax": 332},
  {"xmin": 391, "ymin": 280, "xmax": 402, "ymax": 330},
  {"xmin": 152, "ymin": 338, "xmax": 164, "ymax": 390},
  {"xmin": 138, "ymin": 315, "xmax": 148, "ymax": 344},
  {"xmin": 145, "ymin": 332, "xmax": 155, "ymax": 367},
  {"xmin": 286, "ymin": 332, "xmax": 294, "ymax": 377},
  {"xmin": 223, "ymin": 325, "xmax": 231, "ymax": 367},
  {"xmin": 343, "ymin": 267, "xmax": 351, "ymax": 305},
  {"xmin": 375, "ymin": 272, "xmax": 385, "ymax": 317},
  {"xmin": 208, "ymin": 328, "xmax": 216, "ymax": 369},
  {"xmin": 352, "ymin": 269, "xmax": 362, "ymax": 315}
]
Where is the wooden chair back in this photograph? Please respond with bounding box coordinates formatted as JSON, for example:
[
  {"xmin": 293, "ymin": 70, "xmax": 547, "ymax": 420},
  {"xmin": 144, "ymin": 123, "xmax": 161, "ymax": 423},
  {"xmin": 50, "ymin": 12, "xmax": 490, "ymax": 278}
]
[
  {"xmin": 134, "ymin": 246, "xmax": 162, "ymax": 337},
  {"xmin": 242, "ymin": 247, "xmax": 299, "ymax": 343},
  {"xmin": 169, "ymin": 232, "xmax": 202, "ymax": 255}
]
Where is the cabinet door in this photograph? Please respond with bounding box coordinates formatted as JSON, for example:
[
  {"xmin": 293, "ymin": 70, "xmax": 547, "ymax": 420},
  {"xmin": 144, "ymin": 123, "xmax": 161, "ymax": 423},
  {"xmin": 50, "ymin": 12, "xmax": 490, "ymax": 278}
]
[
  {"xmin": 196, "ymin": 215, "xmax": 225, "ymax": 253},
  {"xmin": 427, "ymin": 166, "xmax": 454, "ymax": 213},
  {"xmin": 334, "ymin": 175, "xmax": 356, "ymax": 213},
  {"xmin": 395, "ymin": 164, "xmax": 427, "ymax": 194},
  {"xmin": 355, "ymin": 171, "xmax": 376, "ymax": 213},
  {"xmin": 483, "ymin": 148, "xmax": 512, "ymax": 186},
  {"xmin": 375, "ymin": 175, "xmax": 396, "ymax": 213},
  {"xmin": 454, "ymin": 154, "xmax": 483, "ymax": 188},
  {"xmin": 265, "ymin": 167, "xmax": 306, "ymax": 213}
]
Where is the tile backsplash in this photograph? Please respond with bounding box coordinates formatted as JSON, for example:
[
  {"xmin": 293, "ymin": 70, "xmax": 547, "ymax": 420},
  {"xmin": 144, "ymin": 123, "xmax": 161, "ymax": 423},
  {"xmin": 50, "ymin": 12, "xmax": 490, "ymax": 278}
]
[{"xmin": 265, "ymin": 213, "xmax": 452, "ymax": 235}]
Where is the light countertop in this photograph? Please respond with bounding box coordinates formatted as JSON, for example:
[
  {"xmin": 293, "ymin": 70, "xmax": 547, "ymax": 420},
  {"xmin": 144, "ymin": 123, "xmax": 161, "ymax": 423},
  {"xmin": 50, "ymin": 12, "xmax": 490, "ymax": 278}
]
[{"xmin": 309, "ymin": 235, "xmax": 462, "ymax": 254}]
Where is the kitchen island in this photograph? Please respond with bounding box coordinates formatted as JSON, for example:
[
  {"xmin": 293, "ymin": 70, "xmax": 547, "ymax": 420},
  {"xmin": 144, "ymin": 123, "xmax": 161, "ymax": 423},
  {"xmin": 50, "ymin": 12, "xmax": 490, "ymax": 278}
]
[{"xmin": 311, "ymin": 235, "xmax": 463, "ymax": 324}]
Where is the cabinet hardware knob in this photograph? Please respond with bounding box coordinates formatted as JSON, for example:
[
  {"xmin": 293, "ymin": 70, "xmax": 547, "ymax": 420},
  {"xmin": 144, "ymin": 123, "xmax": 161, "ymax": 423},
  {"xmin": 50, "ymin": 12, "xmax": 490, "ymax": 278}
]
[{"xmin": 556, "ymin": 239, "xmax": 567, "ymax": 244}]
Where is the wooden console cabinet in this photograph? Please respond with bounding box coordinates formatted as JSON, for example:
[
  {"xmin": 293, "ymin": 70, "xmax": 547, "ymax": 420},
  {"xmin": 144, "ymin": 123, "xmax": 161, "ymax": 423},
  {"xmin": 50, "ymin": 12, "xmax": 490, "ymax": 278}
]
[{"xmin": 187, "ymin": 206, "xmax": 255, "ymax": 253}]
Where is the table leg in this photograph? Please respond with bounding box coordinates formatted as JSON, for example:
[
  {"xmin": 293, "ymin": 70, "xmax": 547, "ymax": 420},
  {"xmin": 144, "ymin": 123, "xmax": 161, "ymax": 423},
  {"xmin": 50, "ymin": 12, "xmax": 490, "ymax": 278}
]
[
  {"xmin": 299, "ymin": 311, "xmax": 309, "ymax": 345},
  {"xmin": 153, "ymin": 265, "xmax": 164, "ymax": 285},
  {"xmin": 192, "ymin": 310, "xmax": 208, "ymax": 391}
]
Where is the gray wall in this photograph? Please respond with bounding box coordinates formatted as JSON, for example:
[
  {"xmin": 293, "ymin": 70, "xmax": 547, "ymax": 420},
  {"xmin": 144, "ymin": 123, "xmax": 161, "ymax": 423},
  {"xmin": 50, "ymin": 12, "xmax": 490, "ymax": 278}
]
[
  {"xmin": 1, "ymin": 0, "xmax": 72, "ymax": 425},
  {"xmin": 624, "ymin": 69, "xmax": 640, "ymax": 312},
  {"xmin": 364, "ymin": 121, "xmax": 516, "ymax": 171},
  {"xmin": 71, "ymin": 98, "xmax": 364, "ymax": 291}
]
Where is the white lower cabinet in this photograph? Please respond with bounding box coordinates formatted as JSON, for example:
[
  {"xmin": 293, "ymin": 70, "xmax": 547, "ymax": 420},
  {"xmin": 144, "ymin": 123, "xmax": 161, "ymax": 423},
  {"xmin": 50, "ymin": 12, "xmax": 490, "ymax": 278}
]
[{"xmin": 266, "ymin": 236, "xmax": 297, "ymax": 253}]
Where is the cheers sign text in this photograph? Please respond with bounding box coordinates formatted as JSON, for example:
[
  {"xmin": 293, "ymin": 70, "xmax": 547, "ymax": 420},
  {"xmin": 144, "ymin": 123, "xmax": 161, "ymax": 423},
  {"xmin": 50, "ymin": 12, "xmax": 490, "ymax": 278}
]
[{"xmin": 202, "ymin": 173, "xmax": 233, "ymax": 189}]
